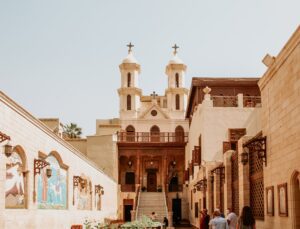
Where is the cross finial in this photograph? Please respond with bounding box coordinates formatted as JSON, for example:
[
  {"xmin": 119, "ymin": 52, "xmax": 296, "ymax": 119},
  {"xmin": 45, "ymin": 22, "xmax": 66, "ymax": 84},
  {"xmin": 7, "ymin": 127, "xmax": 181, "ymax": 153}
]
[
  {"xmin": 127, "ymin": 42, "xmax": 134, "ymax": 53},
  {"xmin": 172, "ymin": 44, "xmax": 179, "ymax": 55},
  {"xmin": 151, "ymin": 91, "xmax": 158, "ymax": 99}
]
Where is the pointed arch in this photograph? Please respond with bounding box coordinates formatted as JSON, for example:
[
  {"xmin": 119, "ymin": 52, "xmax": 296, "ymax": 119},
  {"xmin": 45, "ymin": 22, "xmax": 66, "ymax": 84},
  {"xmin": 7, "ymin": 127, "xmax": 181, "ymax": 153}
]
[
  {"xmin": 175, "ymin": 94, "xmax": 180, "ymax": 110},
  {"xmin": 127, "ymin": 95, "xmax": 132, "ymax": 110},
  {"xmin": 48, "ymin": 151, "xmax": 69, "ymax": 170}
]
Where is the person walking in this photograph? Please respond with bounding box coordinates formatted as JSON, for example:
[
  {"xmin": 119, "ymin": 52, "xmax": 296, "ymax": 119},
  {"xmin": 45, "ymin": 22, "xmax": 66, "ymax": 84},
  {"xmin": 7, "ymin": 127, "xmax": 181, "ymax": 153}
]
[
  {"xmin": 225, "ymin": 208, "xmax": 237, "ymax": 229},
  {"xmin": 200, "ymin": 209, "xmax": 210, "ymax": 229},
  {"xmin": 209, "ymin": 210, "xmax": 228, "ymax": 229},
  {"xmin": 236, "ymin": 206, "xmax": 256, "ymax": 229}
]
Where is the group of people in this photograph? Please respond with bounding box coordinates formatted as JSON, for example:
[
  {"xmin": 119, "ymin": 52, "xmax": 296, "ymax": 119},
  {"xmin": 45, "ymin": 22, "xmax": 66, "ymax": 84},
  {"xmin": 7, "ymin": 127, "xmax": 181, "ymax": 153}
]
[{"xmin": 200, "ymin": 206, "xmax": 256, "ymax": 229}]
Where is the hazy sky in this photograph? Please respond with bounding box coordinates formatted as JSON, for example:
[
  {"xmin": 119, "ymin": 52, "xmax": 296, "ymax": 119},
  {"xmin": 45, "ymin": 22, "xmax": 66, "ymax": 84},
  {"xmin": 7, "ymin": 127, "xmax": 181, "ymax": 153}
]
[{"xmin": 0, "ymin": 0, "xmax": 299, "ymax": 136}]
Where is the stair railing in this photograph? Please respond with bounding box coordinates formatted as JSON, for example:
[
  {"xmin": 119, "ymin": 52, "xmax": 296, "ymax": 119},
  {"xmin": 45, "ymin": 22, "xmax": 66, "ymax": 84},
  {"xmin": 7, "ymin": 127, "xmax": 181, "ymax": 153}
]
[
  {"xmin": 135, "ymin": 185, "xmax": 141, "ymax": 220},
  {"xmin": 163, "ymin": 190, "xmax": 169, "ymax": 218}
]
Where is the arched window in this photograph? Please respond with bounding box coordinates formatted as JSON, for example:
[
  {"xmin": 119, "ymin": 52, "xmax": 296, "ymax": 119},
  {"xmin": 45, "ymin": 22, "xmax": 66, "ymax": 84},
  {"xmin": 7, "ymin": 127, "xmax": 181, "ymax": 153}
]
[
  {"xmin": 37, "ymin": 152, "xmax": 68, "ymax": 210},
  {"xmin": 127, "ymin": 95, "xmax": 131, "ymax": 110},
  {"xmin": 127, "ymin": 72, "xmax": 131, "ymax": 87},
  {"xmin": 175, "ymin": 94, "xmax": 180, "ymax": 110},
  {"xmin": 150, "ymin": 125, "xmax": 160, "ymax": 142},
  {"xmin": 5, "ymin": 146, "xmax": 27, "ymax": 209},
  {"xmin": 175, "ymin": 73, "xmax": 179, "ymax": 88},
  {"xmin": 126, "ymin": 125, "xmax": 135, "ymax": 142},
  {"xmin": 175, "ymin": 125, "xmax": 184, "ymax": 142}
]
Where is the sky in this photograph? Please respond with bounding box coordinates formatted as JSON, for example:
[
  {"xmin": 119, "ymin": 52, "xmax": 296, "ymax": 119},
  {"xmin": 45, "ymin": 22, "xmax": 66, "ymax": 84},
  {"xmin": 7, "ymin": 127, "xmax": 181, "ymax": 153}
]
[{"xmin": 0, "ymin": 0, "xmax": 299, "ymax": 136}]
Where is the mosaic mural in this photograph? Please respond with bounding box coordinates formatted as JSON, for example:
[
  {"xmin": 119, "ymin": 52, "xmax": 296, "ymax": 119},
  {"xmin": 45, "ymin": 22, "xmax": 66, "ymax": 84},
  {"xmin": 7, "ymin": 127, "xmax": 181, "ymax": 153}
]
[
  {"xmin": 37, "ymin": 155, "xmax": 67, "ymax": 209},
  {"xmin": 5, "ymin": 152, "xmax": 26, "ymax": 208}
]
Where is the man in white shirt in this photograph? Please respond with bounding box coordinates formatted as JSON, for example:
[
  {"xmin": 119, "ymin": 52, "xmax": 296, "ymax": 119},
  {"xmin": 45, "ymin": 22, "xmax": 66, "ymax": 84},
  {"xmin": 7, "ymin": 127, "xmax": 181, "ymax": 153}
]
[
  {"xmin": 209, "ymin": 210, "xmax": 228, "ymax": 229},
  {"xmin": 226, "ymin": 208, "xmax": 238, "ymax": 229}
]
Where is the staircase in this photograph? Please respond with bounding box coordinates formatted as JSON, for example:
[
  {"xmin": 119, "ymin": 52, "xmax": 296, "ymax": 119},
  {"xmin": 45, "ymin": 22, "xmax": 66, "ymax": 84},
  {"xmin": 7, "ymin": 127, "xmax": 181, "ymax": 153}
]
[{"xmin": 136, "ymin": 192, "xmax": 168, "ymax": 223}]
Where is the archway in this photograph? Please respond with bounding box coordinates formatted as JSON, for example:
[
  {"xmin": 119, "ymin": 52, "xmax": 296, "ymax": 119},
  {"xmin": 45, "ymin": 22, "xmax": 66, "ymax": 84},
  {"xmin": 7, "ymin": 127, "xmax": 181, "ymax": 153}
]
[
  {"xmin": 291, "ymin": 171, "xmax": 300, "ymax": 228},
  {"xmin": 150, "ymin": 125, "xmax": 160, "ymax": 142},
  {"xmin": 175, "ymin": 125, "xmax": 184, "ymax": 142},
  {"xmin": 126, "ymin": 125, "xmax": 135, "ymax": 142}
]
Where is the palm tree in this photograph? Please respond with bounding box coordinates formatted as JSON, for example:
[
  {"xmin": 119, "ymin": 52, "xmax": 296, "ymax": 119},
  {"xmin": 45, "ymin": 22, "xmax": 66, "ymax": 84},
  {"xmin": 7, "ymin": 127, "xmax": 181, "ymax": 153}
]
[{"xmin": 63, "ymin": 123, "xmax": 82, "ymax": 139}]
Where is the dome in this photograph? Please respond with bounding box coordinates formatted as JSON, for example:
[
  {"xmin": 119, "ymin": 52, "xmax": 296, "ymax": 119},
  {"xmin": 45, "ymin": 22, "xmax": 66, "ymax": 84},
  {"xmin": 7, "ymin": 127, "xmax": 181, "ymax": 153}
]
[
  {"xmin": 122, "ymin": 52, "xmax": 138, "ymax": 64},
  {"xmin": 168, "ymin": 54, "xmax": 184, "ymax": 64}
]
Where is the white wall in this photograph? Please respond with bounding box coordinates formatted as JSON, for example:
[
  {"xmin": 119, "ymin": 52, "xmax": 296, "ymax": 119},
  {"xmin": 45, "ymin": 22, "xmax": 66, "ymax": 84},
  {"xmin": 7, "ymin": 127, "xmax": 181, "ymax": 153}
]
[{"xmin": 0, "ymin": 92, "xmax": 118, "ymax": 229}]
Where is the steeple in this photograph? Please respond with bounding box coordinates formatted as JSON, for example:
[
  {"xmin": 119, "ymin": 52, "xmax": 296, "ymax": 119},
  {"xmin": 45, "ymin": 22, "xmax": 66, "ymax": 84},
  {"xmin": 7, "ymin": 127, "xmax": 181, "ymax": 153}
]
[{"xmin": 118, "ymin": 42, "xmax": 142, "ymax": 119}]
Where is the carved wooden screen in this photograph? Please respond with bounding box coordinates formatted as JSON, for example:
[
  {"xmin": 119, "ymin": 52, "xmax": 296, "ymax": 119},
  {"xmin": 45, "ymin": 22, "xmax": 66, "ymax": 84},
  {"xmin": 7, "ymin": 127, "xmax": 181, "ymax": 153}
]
[
  {"xmin": 250, "ymin": 147, "xmax": 264, "ymax": 219},
  {"xmin": 231, "ymin": 152, "xmax": 239, "ymax": 215}
]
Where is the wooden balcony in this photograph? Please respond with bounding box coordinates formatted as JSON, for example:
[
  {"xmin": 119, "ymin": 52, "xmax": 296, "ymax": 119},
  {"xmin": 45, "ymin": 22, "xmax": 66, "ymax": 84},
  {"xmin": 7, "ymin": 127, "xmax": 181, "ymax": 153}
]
[{"xmin": 117, "ymin": 132, "xmax": 188, "ymax": 143}]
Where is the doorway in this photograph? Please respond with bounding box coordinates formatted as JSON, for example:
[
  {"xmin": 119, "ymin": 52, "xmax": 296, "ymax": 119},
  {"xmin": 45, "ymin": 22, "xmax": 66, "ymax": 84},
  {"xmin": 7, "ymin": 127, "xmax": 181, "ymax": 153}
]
[
  {"xmin": 292, "ymin": 171, "xmax": 300, "ymax": 228},
  {"xmin": 123, "ymin": 199, "xmax": 133, "ymax": 222},
  {"xmin": 172, "ymin": 198, "xmax": 181, "ymax": 225},
  {"xmin": 147, "ymin": 170, "xmax": 157, "ymax": 192}
]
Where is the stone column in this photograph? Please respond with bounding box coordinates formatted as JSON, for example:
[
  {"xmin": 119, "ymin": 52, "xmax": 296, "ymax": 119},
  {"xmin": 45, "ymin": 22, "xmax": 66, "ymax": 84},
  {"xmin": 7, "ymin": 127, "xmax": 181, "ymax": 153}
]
[
  {"xmin": 137, "ymin": 154, "xmax": 140, "ymax": 184},
  {"xmin": 237, "ymin": 93, "xmax": 244, "ymax": 108},
  {"xmin": 168, "ymin": 211, "xmax": 174, "ymax": 228},
  {"xmin": 163, "ymin": 155, "xmax": 167, "ymax": 191},
  {"xmin": 130, "ymin": 210, "xmax": 136, "ymax": 221}
]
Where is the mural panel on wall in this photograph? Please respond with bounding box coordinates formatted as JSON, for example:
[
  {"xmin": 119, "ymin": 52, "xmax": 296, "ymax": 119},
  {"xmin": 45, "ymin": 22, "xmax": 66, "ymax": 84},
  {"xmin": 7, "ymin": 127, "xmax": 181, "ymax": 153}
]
[
  {"xmin": 5, "ymin": 152, "xmax": 26, "ymax": 208},
  {"xmin": 37, "ymin": 155, "xmax": 67, "ymax": 209},
  {"xmin": 73, "ymin": 174, "xmax": 92, "ymax": 210}
]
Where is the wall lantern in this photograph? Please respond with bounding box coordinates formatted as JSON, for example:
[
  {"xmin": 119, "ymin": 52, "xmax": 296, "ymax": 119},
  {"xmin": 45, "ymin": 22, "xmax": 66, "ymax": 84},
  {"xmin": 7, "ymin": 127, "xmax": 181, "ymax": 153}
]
[
  {"xmin": 241, "ymin": 147, "xmax": 249, "ymax": 165},
  {"xmin": 128, "ymin": 160, "xmax": 133, "ymax": 168},
  {"xmin": 46, "ymin": 165, "xmax": 52, "ymax": 178},
  {"xmin": 4, "ymin": 143, "xmax": 13, "ymax": 157},
  {"xmin": 172, "ymin": 160, "xmax": 176, "ymax": 168}
]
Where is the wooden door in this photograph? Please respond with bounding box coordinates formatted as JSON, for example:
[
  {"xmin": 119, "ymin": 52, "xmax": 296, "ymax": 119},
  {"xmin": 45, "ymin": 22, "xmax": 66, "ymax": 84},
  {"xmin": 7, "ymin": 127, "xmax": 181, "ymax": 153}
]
[{"xmin": 147, "ymin": 171, "xmax": 157, "ymax": 192}]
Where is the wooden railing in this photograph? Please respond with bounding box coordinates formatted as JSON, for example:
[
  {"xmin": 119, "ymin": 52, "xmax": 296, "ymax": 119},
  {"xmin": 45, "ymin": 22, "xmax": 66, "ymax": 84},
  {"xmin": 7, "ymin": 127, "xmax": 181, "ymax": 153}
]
[
  {"xmin": 117, "ymin": 132, "xmax": 188, "ymax": 143},
  {"xmin": 243, "ymin": 96, "xmax": 261, "ymax": 107},
  {"xmin": 134, "ymin": 185, "xmax": 140, "ymax": 211},
  {"xmin": 211, "ymin": 96, "xmax": 238, "ymax": 107}
]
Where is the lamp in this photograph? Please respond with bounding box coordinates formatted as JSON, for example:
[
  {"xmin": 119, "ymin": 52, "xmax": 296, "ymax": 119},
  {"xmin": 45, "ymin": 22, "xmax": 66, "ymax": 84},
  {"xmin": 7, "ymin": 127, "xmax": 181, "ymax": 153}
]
[
  {"xmin": 4, "ymin": 143, "xmax": 13, "ymax": 157},
  {"xmin": 172, "ymin": 160, "xmax": 176, "ymax": 168},
  {"xmin": 241, "ymin": 147, "xmax": 249, "ymax": 165},
  {"xmin": 128, "ymin": 160, "xmax": 132, "ymax": 168},
  {"xmin": 46, "ymin": 166, "xmax": 52, "ymax": 178}
]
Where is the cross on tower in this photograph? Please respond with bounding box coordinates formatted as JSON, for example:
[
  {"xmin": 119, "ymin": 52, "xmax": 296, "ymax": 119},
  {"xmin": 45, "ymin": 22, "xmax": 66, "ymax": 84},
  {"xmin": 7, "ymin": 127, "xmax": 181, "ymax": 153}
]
[
  {"xmin": 172, "ymin": 44, "xmax": 179, "ymax": 54},
  {"xmin": 151, "ymin": 91, "xmax": 158, "ymax": 99},
  {"xmin": 127, "ymin": 42, "xmax": 134, "ymax": 53}
]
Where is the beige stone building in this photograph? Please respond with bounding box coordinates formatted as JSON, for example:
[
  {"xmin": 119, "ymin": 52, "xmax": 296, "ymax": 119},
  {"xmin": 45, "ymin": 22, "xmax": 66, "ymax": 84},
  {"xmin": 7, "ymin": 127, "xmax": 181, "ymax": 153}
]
[{"xmin": 185, "ymin": 26, "xmax": 300, "ymax": 229}]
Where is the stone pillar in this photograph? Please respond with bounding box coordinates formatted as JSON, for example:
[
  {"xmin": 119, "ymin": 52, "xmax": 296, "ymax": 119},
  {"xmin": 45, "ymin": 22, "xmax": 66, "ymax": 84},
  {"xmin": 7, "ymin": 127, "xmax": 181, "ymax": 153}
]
[
  {"xmin": 223, "ymin": 150, "xmax": 235, "ymax": 211},
  {"xmin": 162, "ymin": 155, "xmax": 167, "ymax": 190},
  {"xmin": 237, "ymin": 93, "xmax": 243, "ymax": 108},
  {"xmin": 137, "ymin": 154, "xmax": 141, "ymax": 184},
  {"xmin": 0, "ymin": 146, "xmax": 5, "ymax": 229},
  {"xmin": 130, "ymin": 210, "xmax": 136, "ymax": 221},
  {"xmin": 168, "ymin": 211, "xmax": 174, "ymax": 228}
]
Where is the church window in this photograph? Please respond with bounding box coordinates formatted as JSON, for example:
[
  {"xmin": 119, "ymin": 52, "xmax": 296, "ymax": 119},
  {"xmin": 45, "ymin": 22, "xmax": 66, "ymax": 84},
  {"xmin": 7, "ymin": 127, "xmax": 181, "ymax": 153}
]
[
  {"xmin": 175, "ymin": 125, "xmax": 184, "ymax": 142},
  {"xmin": 127, "ymin": 73, "xmax": 131, "ymax": 87},
  {"xmin": 175, "ymin": 73, "xmax": 179, "ymax": 87},
  {"xmin": 127, "ymin": 95, "xmax": 131, "ymax": 110},
  {"xmin": 175, "ymin": 94, "xmax": 180, "ymax": 110},
  {"xmin": 151, "ymin": 110, "xmax": 157, "ymax": 116}
]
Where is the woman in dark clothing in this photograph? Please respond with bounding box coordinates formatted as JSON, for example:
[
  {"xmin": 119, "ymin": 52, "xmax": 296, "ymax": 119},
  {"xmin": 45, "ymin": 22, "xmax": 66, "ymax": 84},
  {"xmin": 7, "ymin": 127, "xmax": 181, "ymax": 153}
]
[
  {"xmin": 199, "ymin": 209, "xmax": 210, "ymax": 229},
  {"xmin": 237, "ymin": 206, "xmax": 256, "ymax": 229}
]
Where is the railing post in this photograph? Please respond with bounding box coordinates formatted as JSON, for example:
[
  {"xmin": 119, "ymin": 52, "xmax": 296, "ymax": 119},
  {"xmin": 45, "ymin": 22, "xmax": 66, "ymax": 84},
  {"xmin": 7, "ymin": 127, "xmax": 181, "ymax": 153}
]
[{"xmin": 237, "ymin": 93, "xmax": 243, "ymax": 108}]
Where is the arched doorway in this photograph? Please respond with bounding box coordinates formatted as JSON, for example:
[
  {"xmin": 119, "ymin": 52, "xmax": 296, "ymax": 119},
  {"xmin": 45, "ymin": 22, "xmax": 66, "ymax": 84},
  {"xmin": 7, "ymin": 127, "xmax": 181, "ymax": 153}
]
[
  {"xmin": 175, "ymin": 126, "xmax": 184, "ymax": 142},
  {"xmin": 150, "ymin": 125, "xmax": 160, "ymax": 142},
  {"xmin": 126, "ymin": 125, "xmax": 135, "ymax": 142},
  {"xmin": 291, "ymin": 171, "xmax": 300, "ymax": 228}
]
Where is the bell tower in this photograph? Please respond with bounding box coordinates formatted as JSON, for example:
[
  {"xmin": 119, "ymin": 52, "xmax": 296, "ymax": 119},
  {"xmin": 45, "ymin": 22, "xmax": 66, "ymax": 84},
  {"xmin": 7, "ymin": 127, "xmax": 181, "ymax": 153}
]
[
  {"xmin": 165, "ymin": 44, "xmax": 188, "ymax": 117},
  {"xmin": 118, "ymin": 43, "xmax": 142, "ymax": 119}
]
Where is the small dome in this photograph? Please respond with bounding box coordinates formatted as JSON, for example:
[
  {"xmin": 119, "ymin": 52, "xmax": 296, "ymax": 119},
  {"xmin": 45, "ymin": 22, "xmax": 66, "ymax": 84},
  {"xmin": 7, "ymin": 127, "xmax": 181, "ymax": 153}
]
[
  {"xmin": 168, "ymin": 54, "xmax": 183, "ymax": 64},
  {"xmin": 122, "ymin": 52, "xmax": 138, "ymax": 64}
]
